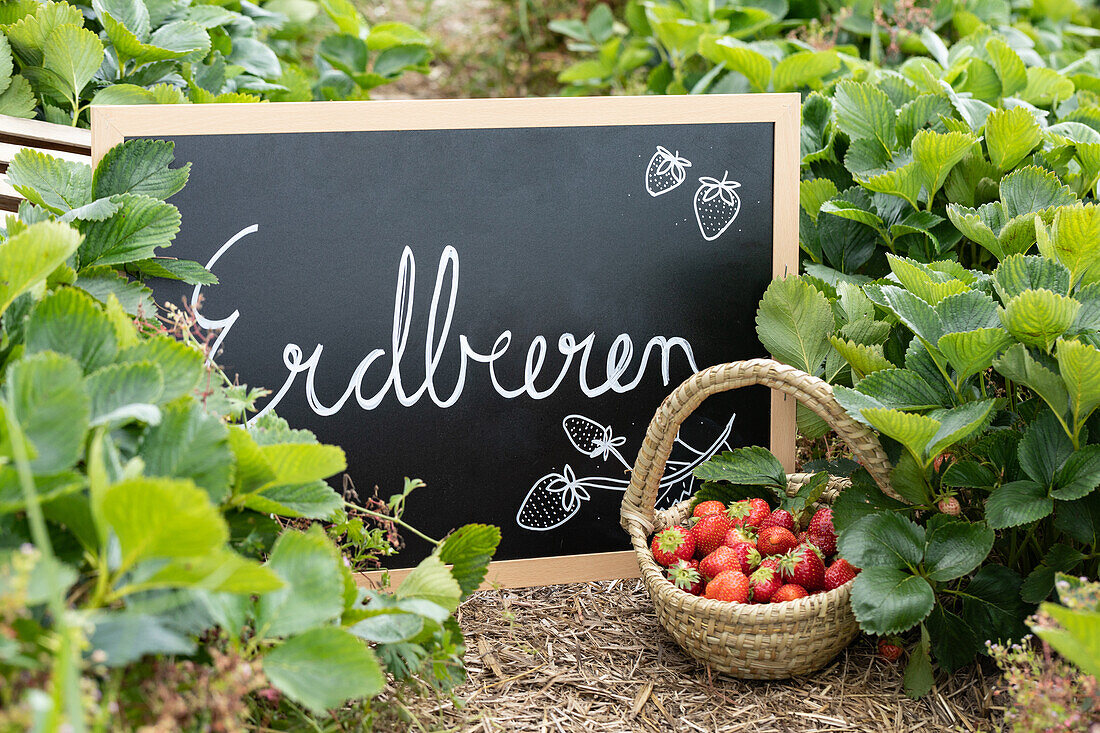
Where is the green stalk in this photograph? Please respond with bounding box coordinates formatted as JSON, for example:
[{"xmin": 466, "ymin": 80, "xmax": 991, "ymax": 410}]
[
  {"xmin": 2, "ymin": 402, "xmax": 85, "ymax": 732},
  {"xmin": 344, "ymin": 500, "xmax": 441, "ymax": 546}
]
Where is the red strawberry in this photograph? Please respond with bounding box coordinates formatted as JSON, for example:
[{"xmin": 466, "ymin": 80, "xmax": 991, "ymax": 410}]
[
  {"xmin": 704, "ymin": 570, "xmax": 751, "ymax": 603},
  {"xmin": 808, "ymin": 529, "xmax": 837, "ymax": 557},
  {"xmin": 693, "ymin": 172, "xmax": 741, "ymax": 241},
  {"xmin": 692, "ymin": 513, "xmax": 733, "ymax": 557},
  {"xmin": 757, "ymin": 526, "xmax": 798, "ymax": 556},
  {"xmin": 693, "ymin": 500, "xmax": 726, "ymax": 519},
  {"xmin": 667, "ymin": 559, "xmax": 703, "ymax": 595},
  {"xmin": 749, "ymin": 563, "xmax": 783, "ymax": 603},
  {"xmin": 938, "ymin": 496, "xmax": 961, "ymax": 516},
  {"xmin": 807, "ymin": 507, "xmax": 834, "ymax": 536},
  {"xmin": 699, "ymin": 546, "xmax": 741, "ymax": 581},
  {"xmin": 726, "ymin": 541, "xmax": 761, "ymax": 574},
  {"xmin": 797, "ymin": 531, "xmax": 810, "ymax": 544},
  {"xmin": 759, "ymin": 509, "xmax": 795, "ymax": 533},
  {"xmin": 651, "ymin": 526, "xmax": 696, "ymax": 567},
  {"xmin": 878, "ymin": 638, "xmax": 904, "ymax": 661},
  {"xmin": 771, "ymin": 584, "xmax": 808, "ymax": 603},
  {"xmin": 722, "ymin": 526, "xmax": 757, "ymax": 547},
  {"xmin": 779, "ymin": 545, "xmax": 825, "ymax": 590},
  {"xmin": 824, "ymin": 558, "xmax": 859, "ymax": 591},
  {"xmin": 745, "ymin": 498, "xmax": 771, "ymax": 527}
]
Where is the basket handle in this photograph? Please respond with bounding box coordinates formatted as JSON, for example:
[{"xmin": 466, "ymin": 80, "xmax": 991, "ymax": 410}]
[{"xmin": 620, "ymin": 358, "xmax": 899, "ymax": 534}]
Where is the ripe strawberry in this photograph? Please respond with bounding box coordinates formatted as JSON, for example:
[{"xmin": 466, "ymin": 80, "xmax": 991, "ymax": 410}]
[
  {"xmin": 878, "ymin": 638, "xmax": 904, "ymax": 661},
  {"xmin": 807, "ymin": 507, "xmax": 834, "ymax": 536},
  {"xmin": 699, "ymin": 546, "xmax": 742, "ymax": 581},
  {"xmin": 693, "ymin": 500, "xmax": 726, "ymax": 519},
  {"xmin": 745, "ymin": 498, "xmax": 771, "ymax": 527},
  {"xmin": 749, "ymin": 563, "xmax": 783, "ymax": 603},
  {"xmin": 645, "ymin": 146, "xmax": 691, "ymax": 197},
  {"xmin": 726, "ymin": 541, "xmax": 761, "ymax": 574},
  {"xmin": 808, "ymin": 529, "xmax": 837, "ymax": 557},
  {"xmin": 722, "ymin": 526, "xmax": 757, "ymax": 547},
  {"xmin": 938, "ymin": 496, "xmax": 961, "ymax": 516},
  {"xmin": 771, "ymin": 584, "xmax": 808, "ymax": 603},
  {"xmin": 779, "ymin": 545, "xmax": 826, "ymax": 590},
  {"xmin": 824, "ymin": 558, "xmax": 859, "ymax": 591},
  {"xmin": 692, "ymin": 513, "xmax": 733, "ymax": 557},
  {"xmin": 667, "ymin": 559, "xmax": 703, "ymax": 595},
  {"xmin": 650, "ymin": 526, "xmax": 695, "ymax": 567},
  {"xmin": 759, "ymin": 509, "xmax": 795, "ymax": 533},
  {"xmin": 693, "ymin": 172, "xmax": 741, "ymax": 241},
  {"xmin": 757, "ymin": 526, "xmax": 798, "ymax": 556},
  {"xmin": 704, "ymin": 570, "xmax": 751, "ymax": 603},
  {"xmin": 797, "ymin": 530, "xmax": 810, "ymax": 544}
]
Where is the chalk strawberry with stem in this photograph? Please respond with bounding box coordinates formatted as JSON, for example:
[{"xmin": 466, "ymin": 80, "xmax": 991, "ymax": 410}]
[
  {"xmin": 693, "ymin": 171, "xmax": 741, "ymax": 241},
  {"xmin": 645, "ymin": 146, "xmax": 692, "ymax": 197}
]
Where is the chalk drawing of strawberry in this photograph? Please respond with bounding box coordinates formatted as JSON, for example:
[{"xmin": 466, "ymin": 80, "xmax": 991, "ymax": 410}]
[
  {"xmin": 693, "ymin": 171, "xmax": 741, "ymax": 241},
  {"xmin": 563, "ymin": 414, "xmax": 628, "ymax": 465},
  {"xmin": 516, "ymin": 465, "xmax": 591, "ymax": 531},
  {"xmin": 645, "ymin": 146, "xmax": 692, "ymax": 197}
]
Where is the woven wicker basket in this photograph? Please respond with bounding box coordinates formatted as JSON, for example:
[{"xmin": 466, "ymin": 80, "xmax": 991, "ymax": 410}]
[{"xmin": 620, "ymin": 359, "xmax": 901, "ymax": 679}]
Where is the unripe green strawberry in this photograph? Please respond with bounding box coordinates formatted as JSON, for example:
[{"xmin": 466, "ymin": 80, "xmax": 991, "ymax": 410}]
[
  {"xmin": 650, "ymin": 526, "xmax": 695, "ymax": 567},
  {"xmin": 937, "ymin": 496, "xmax": 961, "ymax": 516},
  {"xmin": 704, "ymin": 570, "xmax": 751, "ymax": 603}
]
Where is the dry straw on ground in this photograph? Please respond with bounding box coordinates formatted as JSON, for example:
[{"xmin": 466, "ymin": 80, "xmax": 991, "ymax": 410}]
[{"xmin": 395, "ymin": 579, "xmax": 1001, "ymax": 732}]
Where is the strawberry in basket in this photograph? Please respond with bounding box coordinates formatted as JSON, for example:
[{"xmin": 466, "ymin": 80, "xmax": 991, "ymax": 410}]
[{"xmin": 650, "ymin": 526, "xmax": 695, "ymax": 567}]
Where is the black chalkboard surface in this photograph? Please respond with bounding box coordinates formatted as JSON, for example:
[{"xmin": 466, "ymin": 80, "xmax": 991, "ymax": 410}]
[{"xmin": 93, "ymin": 96, "xmax": 800, "ymax": 585}]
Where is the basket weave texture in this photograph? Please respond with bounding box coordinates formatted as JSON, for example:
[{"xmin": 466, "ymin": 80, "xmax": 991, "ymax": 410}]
[{"xmin": 620, "ymin": 359, "xmax": 899, "ymax": 679}]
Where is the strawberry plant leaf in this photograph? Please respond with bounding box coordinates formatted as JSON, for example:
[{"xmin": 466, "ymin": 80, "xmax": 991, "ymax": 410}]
[
  {"xmin": 880, "ymin": 286, "xmax": 944, "ymax": 346},
  {"xmin": 994, "ymin": 344, "xmax": 1071, "ymax": 427},
  {"xmin": 140, "ymin": 399, "xmax": 232, "ymax": 503},
  {"xmin": 890, "ymin": 451, "xmax": 935, "ymax": 505},
  {"xmin": 937, "ymin": 329, "xmax": 1014, "ymax": 382},
  {"xmin": 1019, "ymin": 409, "xmax": 1075, "ymax": 486},
  {"xmin": 1020, "ymin": 67, "xmax": 1074, "ymax": 107},
  {"xmin": 42, "ymin": 24, "xmax": 103, "ymax": 105},
  {"xmin": 75, "ymin": 266, "xmax": 154, "ymax": 317},
  {"xmin": 692, "ymin": 446, "xmax": 787, "ymax": 489},
  {"xmin": 395, "ymin": 555, "xmax": 462, "ymax": 614},
  {"xmin": 903, "ymin": 624, "xmax": 935, "ymax": 699},
  {"xmin": 861, "ymin": 407, "xmax": 941, "ymax": 462},
  {"xmin": 926, "ymin": 603, "xmax": 981, "ymax": 673},
  {"xmin": 922, "ymin": 514, "xmax": 994, "ymax": 581},
  {"xmin": 959, "ymin": 564, "xmax": 1028, "ymax": 645},
  {"xmin": 838, "ymin": 511, "xmax": 926, "ymax": 569},
  {"xmin": 77, "ymin": 194, "xmax": 181, "ymax": 268},
  {"xmin": 942, "ymin": 459, "xmax": 997, "ymax": 489},
  {"xmin": 851, "ymin": 368, "xmax": 950, "ymax": 410},
  {"xmin": 936, "ymin": 290, "xmax": 1001, "ymax": 334},
  {"xmin": 99, "ymin": 477, "xmax": 227, "ymax": 575},
  {"xmin": 691, "ymin": 480, "xmax": 777, "ymax": 509},
  {"xmin": 1000, "ymin": 166, "xmax": 1077, "ymax": 222},
  {"xmin": 984, "ymin": 106, "xmax": 1042, "ymax": 173},
  {"xmin": 993, "ymin": 254, "xmax": 1070, "ymax": 300},
  {"xmin": 830, "ymin": 337, "xmax": 893, "ymax": 378},
  {"xmin": 228, "ymin": 426, "xmax": 275, "ymax": 495},
  {"xmin": 1038, "ymin": 204, "xmax": 1100, "ymax": 287},
  {"xmin": 5, "ymin": 351, "xmax": 89, "ymax": 473},
  {"xmin": 86, "ymin": 611, "xmax": 195, "ymax": 667},
  {"xmin": 243, "ymin": 481, "xmax": 344, "ymax": 519},
  {"xmin": 25, "ymin": 288, "xmax": 118, "ymax": 374},
  {"xmin": 255, "ymin": 442, "xmax": 346, "ymax": 488},
  {"xmin": 850, "ymin": 567, "xmax": 935, "ymax": 635},
  {"xmin": 1057, "ymin": 338, "xmax": 1100, "ymax": 434},
  {"xmin": 985, "ymin": 37, "xmax": 1027, "ymax": 98},
  {"xmin": 800, "ymin": 178, "xmax": 838, "ymax": 219},
  {"xmin": 697, "ymin": 36, "xmax": 771, "ymax": 92},
  {"xmin": 833, "ymin": 79, "xmax": 896, "ymax": 148},
  {"xmin": 0, "ymin": 468, "xmax": 83, "ymax": 513},
  {"xmin": 1000, "ymin": 289, "xmax": 1080, "ymax": 351},
  {"xmin": 1020, "ymin": 544, "xmax": 1087, "ymax": 603},
  {"xmin": 926, "ymin": 400, "xmax": 997, "ymax": 458},
  {"xmin": 7, "ymin": 148, "xmax": 91, "ymax": 214},
  {"xmin": 116, "ymin": 335, "xmax": 203, "ymax": 402},
  {"xmin": 255, "ymin": 525, "xmax": 345, "ymax": 639},
  {"xmin": 85, "ymin": 361, "xmax": 163, "ymax": 427},
  {"xmin": 985, "ymin": 480, "xmax": 1054, "ymax": 529},
  {"xmin": 262, "ymin": 628, "xmax": 383, "ymax": 714},
  {"xmin": 912, "ymin": 129, "xmax": 977, "ymax": 202},
  {"xmin": 124, "ymin": 549, "xmax": 283, "ymax": 595},
  {"xmin": 1054, "ymin": 492, "xmax": 1100, "ymax": 545},
  {"xmin": 1051, "ymin": 445, "xmax": 1100, "ymax": 500},
  {"xmin": 773, "ymin": 49, "xmax": 839, "ymax": 92},
  {"xmin": 1035, "ymin": 601, "xmax": 1100, "ymax": 678},
  {"xmin": 92, "ymin": 139, "xmax": 190, "ymax": 201},
  {"xmin": 437, "ymin": 524, "xmax": 501, "ymax": 601}
]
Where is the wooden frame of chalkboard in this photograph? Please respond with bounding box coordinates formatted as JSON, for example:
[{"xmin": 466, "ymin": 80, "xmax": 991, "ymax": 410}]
[{"xmin": 92, "ymin": 95, "xmax": 799, "ymax": 589}]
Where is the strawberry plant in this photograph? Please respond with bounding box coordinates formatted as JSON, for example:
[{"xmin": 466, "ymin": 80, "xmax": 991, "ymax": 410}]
[
  {"xmin": 0, "ymin": 0, "xmax": 432, "ymax": 126},
  {"xmin": 0, "ymin": 142, "xmax": 499, "ymax": 730}
]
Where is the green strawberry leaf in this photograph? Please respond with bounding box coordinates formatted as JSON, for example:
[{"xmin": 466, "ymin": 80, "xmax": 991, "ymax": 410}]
[
  {"xmin": 850, "ymin": 567, "xmax": 935, "ymax": 635},
  {"xmin": 922, "ymin": 514, "xmax": 994, "ymax": 582}
]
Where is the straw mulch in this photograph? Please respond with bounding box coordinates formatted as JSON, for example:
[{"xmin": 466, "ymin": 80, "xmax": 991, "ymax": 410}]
[{"xmin": 396, "ymin": 579, "xmax": 1002, "ymax": 732}]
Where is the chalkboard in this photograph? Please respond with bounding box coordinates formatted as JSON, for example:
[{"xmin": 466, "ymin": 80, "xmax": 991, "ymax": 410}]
[{"xmin": 92, "ymin": 96, "xmax": 800, "ymax": 587}]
